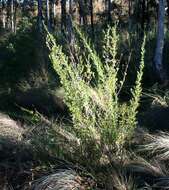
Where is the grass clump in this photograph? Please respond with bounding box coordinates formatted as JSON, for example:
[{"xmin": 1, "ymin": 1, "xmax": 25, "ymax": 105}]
[{"xmin": 45, "ymin": 25, "xmax": 146, "ymax": 165}]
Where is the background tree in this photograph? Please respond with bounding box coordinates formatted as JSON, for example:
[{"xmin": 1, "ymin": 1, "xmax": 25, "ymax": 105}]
[
  {"xmin": 46, "ymin": 0, "xmax": 50, "ymax": 30},
  {"xmin": 153, "ymin": 0, "xmax": 166, "ymax": 83},
  {"xmin": 90, "ymin": 0, "xmax": 94, "ymax": 35},
  {"xmin": 37, "ymin": 0, "xmax": 43, "ymax": 30},
  {"xmin": 141, "ymin": 0, "xmax": 146, "ymax": 31},
  {"xmin": 0, "ymin": 0, "xmax": 6, "ymax": 29},
  {"xmin": 78, "ymin": 0, "xmax": 88, "ymax": 25},
  {"xmin": 61, "ymin": 0, "xmax": 66, "ymax": 32}
]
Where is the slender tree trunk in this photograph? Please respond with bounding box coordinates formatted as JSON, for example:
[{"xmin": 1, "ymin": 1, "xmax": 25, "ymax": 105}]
[
  {"xmin": 61, "ymin": 0, "xmax": 66, "ymax": 32},
  {"xmin": 69, "ymin": 0, "xmax": 72, "ymax": 15},
  {"xmin": 67, "ymin": 0, "xmax": 75, "ymax": 46},
  {"xmin": 37, "ymin": 0, "xmax": 43, "ymax": 30},
  {"xmin": 10, "ymin": 0, "xmax": 14, "ymax": 32},
  {"xmin": 105, "ymin": 0, "xmax": 111, "ymax": 23},
  {"xmin": 53, "ymin": 0, "xmax": 56, "ymax": 18},
  {"xmin": 2, "ymin": 0, "xmax": 6, "ymax": 29},
  {"xmin": 90, "ymin": 0, "xmax": 94, "ymax": 36},
  {"xmin": 146, "ymin": 0, "xmax": 150, "ymax": 30},
  {"xmin": 14, "ymin": 0, "xmax": 17, "ymax": 33},
  {"xmin": 6, "ymin": 0, "xmax": 10, "ymax": 29},
  {"xmin": 78, "ymin": 0, "xmax": 87, "ymax": 25},
  {"xmin": 128, "ymin": 0, "xmax": 133, "ymax": 29},
  {"xmin": 67, "ymin": 14, "xmax": 74, "ymax": 45},
  {"xmin": 83, "ymin": 0, "xmax": 88, "ymax": 25},
  {"xmin": 128, "ymin": 0, "xmax": 132, "ymax": 17},
  {"xmin": 51, "ymin": 0, "xmax": 56, "ymax": 29},
  {"xmin": 107, "ymin": 0, "xmax": 111, "ymax": 23},
  {"xmin": 46, "ymin": 0, "xmax": 51, "ymax": 30},
  {"xmin": 154, "ymin": 0, "xmax": 167, "ymax": 82},
  {"xmin": 141, "ymin": 0, "xmax": 146, "ymax": 31},
  {"xmin": 166, "ymin": 0, "xmax": 169, "ymax": 22}
]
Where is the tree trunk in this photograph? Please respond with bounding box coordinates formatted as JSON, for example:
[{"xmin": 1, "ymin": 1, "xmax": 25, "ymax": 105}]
[
  {"xmin": 78, "ymin": 0, "xmax": 87, "ymax": 25},
  {"xmin": 37, "ymin": 0, "xmax": 43, "ymax": 30},
  {"xmin": 107, "ymin": 0, "xmax": 111, "ymax": 23},
  {"xmin": 141, "ymin": 0, "xmax": 146, "ymax": 31},
  {"xmin": 78, "ymin": 1, "xmax": 82, "ymax": 24},
  {"xmin": 1, "ymin": 0, "xmax": 6, "ymax": 29},
  {"xmin": 51, "ymin": 0, "xmax": 56, "ymax": 30},
  {"xmin": 53, "ymin": 0, "xmax": 56, "ymax": 18},
  {"xmin": 146, "ymin": 0, "xmax": 150, "ymax": 30},
  {"xmin": 166, "ymin": 0, "xmax": 169, "ymax": 22},
  {"xmin": 46, "ymin": 0, "xmax": 51, "ymax": 30},
  {"xmin": 13, "ymin": 0, "xmax": 17, "ymax": 33},
  {"xmin": 10, "ymin": 0, "xmax": 14, "ymax": 32},
  {"xmin": 6, "ymin": 0, "xmax": 11, "ymax": 29},
  {"xmin": 67, "ymin": 14, "xmax": 74, "ymax": 45},
  {"xmin": 128, "ymin": 0, "xmax": 132, "ymax": 17},
  {"xmin": 90, "ymin": 0, "xmax": 94, "ymax": 36},
  {"xmin": 61, "ymin": 0, "xmax": 67, "ymax": 32},
  {"xmin": 69, "ymin": 0, "xmax": 72, "ymax": 15},
  {"xmin": 154, "ymin": 0, "xmax": 167, "ymax": 82}
]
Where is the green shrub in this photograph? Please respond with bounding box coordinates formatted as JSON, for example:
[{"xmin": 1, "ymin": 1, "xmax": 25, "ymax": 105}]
[{"xmin": 45, "ymin": 25, "xmax": 146, "ymax": 164}]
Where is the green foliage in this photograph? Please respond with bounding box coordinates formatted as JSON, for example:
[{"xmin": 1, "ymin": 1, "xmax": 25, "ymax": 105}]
[
  {"xmin": 127, "ymin": 35, "xmax": 146, "ymax": 137},
  {"xmin": 45, "ymin": 25, "xmax": 146, "ymax": 164}
]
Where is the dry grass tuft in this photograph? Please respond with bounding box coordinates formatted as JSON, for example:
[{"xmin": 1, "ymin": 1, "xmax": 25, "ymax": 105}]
[
  {"xmin": 30, "ymin": 169, "xmax": 93, "ymax": 190},
  {"xmin": 106, "ymin": 169, "xmax": 137, "ymax": 190},
  {"xmin": 138, "ymin": 132, "xmax": 169, "ymax": 160},
  {"xmin": 0, "ymin": 113, "xmax": 24, "ymax": 142},
  {"xmin": 126, "ymin": 158, "xmax": 166, "ymax": 178}
]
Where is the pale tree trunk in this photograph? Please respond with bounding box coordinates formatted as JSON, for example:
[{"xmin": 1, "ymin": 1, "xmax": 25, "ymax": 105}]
[
  {"xmin": 2, "ymin": 0, "xmax": 6, "ymax": 29},
  {"xmin": 7, "ymin": 0, "xmax": 10, "ymax": 29},
  {"xmin": 46, "ymin": 0, "xmax": 51, "ymax": 30},
  {"xmin": 11, "ymin": 0, "xmax": 14, "ymax": 32},
  {"xmin": 53, "ymin": 0, "xmax": 56, "ymax": 18},
  {"xmin": 13, "ymin": 0, "xmax": 17, "ymax": 33},
  {"xmin": 154, "ymin": 0, "xmax": 167, "ymax": 82}
]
